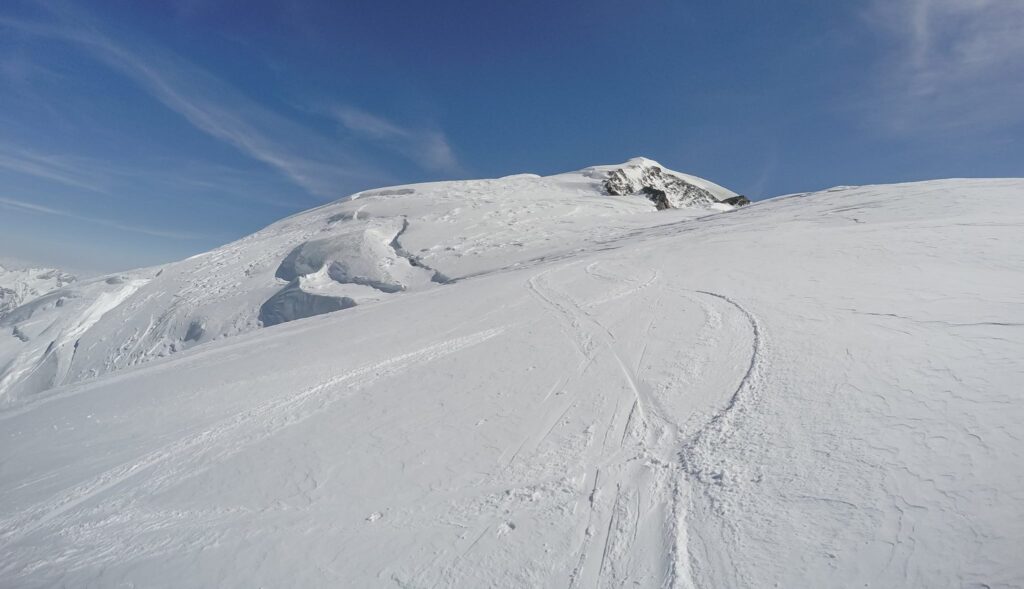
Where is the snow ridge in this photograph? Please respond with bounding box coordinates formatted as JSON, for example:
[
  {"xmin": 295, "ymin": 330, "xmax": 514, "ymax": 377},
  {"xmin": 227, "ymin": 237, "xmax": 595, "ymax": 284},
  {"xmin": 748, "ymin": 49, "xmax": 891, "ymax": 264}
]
[{"xmin": 0, "ymin": 264, "xmax": 76, "ymax": 318}]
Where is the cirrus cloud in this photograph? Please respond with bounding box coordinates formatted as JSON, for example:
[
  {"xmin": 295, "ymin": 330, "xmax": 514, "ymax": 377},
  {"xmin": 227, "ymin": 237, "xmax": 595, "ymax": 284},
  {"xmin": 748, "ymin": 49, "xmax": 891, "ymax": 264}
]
[
  {"xmin": 863, "ymin": 0, "xmax": 1024, "ymax": 133},
  {"xmin": 331, "ymin": 105, "xmax": 462, "ymax": 175}
]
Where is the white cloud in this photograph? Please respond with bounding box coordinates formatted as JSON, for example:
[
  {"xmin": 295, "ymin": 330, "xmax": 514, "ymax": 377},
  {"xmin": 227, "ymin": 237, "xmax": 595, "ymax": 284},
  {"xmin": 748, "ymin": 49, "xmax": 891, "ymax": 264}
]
[
  {"xmin": 865, "ymin": 0, "xmax": 1024, "ymax": 132},
  {"xmin": 332, "ymin": 106, "xmax": 462, "ymax": 174},
  {"xmin": 334, "ymin": 107, "xmax": 410, "ymax": 140},
  {"xmin": 0, "ymin": 144, "xmax": 310, "ymax": 211},
  {"xmin": 1, "ymin": 4, "xmax": 392, "ymax": 200},
  {"xmin": 0, "ymin": 145, "xmax": 108, "ymax": 193},
  {"xmin": 0, "ymin": 195, "xmax": 201, "ymax": 239}
]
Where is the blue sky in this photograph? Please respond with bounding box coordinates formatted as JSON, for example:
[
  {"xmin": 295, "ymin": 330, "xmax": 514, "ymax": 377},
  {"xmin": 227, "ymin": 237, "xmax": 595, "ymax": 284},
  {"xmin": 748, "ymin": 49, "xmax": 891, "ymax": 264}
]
[{"xmin": 1, "ymin": 0, "xmax": 1022, "ymax": 274}]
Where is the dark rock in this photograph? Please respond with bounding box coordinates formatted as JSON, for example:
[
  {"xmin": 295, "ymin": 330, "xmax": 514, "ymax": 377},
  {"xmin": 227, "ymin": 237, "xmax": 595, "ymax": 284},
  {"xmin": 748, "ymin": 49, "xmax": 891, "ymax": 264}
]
[
  {"xmin": 720, "ymin": 195, "xmax": 751, "ymax": 207},
  {"xmin": 603, "ymin": 162, "xmax": 721, "ymax": 209},
  {"xmin": 640, "ymin": 187, "xmax": 671, "ymax": 210}
]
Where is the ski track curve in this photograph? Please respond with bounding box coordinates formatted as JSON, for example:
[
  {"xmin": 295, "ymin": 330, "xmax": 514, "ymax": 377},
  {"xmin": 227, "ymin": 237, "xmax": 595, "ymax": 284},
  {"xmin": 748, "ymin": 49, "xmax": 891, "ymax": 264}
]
[
  {"xmin": 526, "ymin": 261, "xmax": 765, "ymax": 589},
  {"xmin": 676, "ymin": 289, "xmax": 766, "ymax": 589},
  {"xmin": 679, "ymin": 290, "xmax": 764, "ymax": 478}
]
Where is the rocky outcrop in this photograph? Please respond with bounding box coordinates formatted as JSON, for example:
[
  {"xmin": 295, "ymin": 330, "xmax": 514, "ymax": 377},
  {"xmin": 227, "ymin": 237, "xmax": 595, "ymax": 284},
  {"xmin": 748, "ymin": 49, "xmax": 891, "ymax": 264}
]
[
  {"xmin": 603, "ymin": 159, "xmax": 748, "ymax": 210},
  {"xmin": 640, "ymin": 187, "xmax": 671, "ymax": 210},
  {"xmin": 720, "ymin": 195, "xmax": 751, "ymax": 207}
]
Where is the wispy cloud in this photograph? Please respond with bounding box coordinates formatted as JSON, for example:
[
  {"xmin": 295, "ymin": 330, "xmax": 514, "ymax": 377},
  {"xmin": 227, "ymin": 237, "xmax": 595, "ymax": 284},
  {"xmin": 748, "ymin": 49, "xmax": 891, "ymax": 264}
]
[
  {"xmin": 0, "ymin": 195, "xmax": 200, "ymax": 239},
  {"xmin": 332, "ymin": 105, "xmax": 463, "ymax": 174},
  {"xmin": 0, "ymin": 142, "xmax": 310, "ymax": 211},
  {"xmin": 863, "ymin": 0, "xmax": 1024, "ymax": 133},
  {"xmin": 335, "ymin": 108, "xmax": 410, "ymax": 140},
  {"xmin": 0, "ymin": 144, "xmax": 109, "ymax": 193},
  {"xmin": 1, "ymin": 3, "xmax": 391, "ymax": 200}
]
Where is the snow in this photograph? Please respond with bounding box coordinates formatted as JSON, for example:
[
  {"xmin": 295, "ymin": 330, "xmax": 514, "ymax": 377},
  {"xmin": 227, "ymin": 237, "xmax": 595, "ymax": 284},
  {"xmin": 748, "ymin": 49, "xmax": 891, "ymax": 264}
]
[
  {"xmin": 590, "ymin": 157, "xmax": 740, "ymax": 205},
  {"xmin": 0, "ymin": 264, "xmax": 75, "ymax": 319},
  {"xmin": 0, "ymin": 162, "xmax": 716, "ymax": 409},
  {"xmin": 0, "ymin": 167, "xmax": 1022, "ymax": 588}
]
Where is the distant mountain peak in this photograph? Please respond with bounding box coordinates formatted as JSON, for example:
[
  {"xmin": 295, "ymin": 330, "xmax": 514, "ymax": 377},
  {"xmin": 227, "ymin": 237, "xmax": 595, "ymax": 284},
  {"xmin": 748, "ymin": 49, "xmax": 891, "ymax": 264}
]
[
  {"xmin": 0, "ymin": 264, "xmax": 76, "ymax": 318},
  {"xmin": 600, "ymin": 157, "xmax": 749, "ymax": 210}
]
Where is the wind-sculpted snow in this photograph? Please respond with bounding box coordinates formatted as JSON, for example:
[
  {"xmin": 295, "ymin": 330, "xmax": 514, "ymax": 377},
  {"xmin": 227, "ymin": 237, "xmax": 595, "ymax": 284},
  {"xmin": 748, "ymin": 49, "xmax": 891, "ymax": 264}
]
[
  {"xmin": 1, "ymin": 176, "xmax": 1023, "ymax": 588},
  {"xmin": 0, "ymin": 276, "xmax": 147, "ymax": 407},
  {"xmin": 0, "ymin": 264, "xmax": 76, "ymax": 318},
  {"xmin": 0, "ymin": 160, "xmax": 722, "ymax": 407}
]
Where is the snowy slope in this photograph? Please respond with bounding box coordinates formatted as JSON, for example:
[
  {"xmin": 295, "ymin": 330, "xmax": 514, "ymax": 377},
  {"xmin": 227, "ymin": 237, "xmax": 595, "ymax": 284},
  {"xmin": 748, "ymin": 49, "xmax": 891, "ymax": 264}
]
[
  {"xmin": 1, "ymin": 174, "xmax": 1023, "ymax": 588},
  {"xmin": 0, "ymin": 159, "xmax": 734, "ymax": 409},
  {"xmin": 0, "ymin": 264, "xmax": 75, "ymax": 319}
]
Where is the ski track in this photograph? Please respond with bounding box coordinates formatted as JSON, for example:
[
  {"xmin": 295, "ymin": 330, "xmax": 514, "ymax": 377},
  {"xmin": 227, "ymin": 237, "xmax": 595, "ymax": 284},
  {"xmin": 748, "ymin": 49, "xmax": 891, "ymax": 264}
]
[
  {"xmin": 2, "ymin": 249, "xmax": 760, "ymax": 587},
  {"xmin": 525, "ymin": 261, "xmax": 763, "ymax": 589},
  {"xmin": 0, "ymin": 327, "xmax": 506, "ymax": 553},
  {"xmin": 527, "ymin": 263, "xmax": 661, "ymax": 587},
  {"xmin": 5, "ymin": 248, "xmax": 761, "ymax": 587},
  {"xmin": 675, "ymin": 289, "xmax": 765, "ymax": 589},
  {"xmin": 680, "ymin": 290, "xmax": 764, "ymax": 477}
]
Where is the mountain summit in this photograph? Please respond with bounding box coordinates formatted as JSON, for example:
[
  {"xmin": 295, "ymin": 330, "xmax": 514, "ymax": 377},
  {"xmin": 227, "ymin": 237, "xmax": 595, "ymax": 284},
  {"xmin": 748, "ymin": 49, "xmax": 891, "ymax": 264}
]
[
  {"xmin": 600, "ymin": 157, "xmax": 749, "ymax": 209},
  {"xmin": 0, "ymin": 161, "xmax": 736, "ymax": 407}
]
